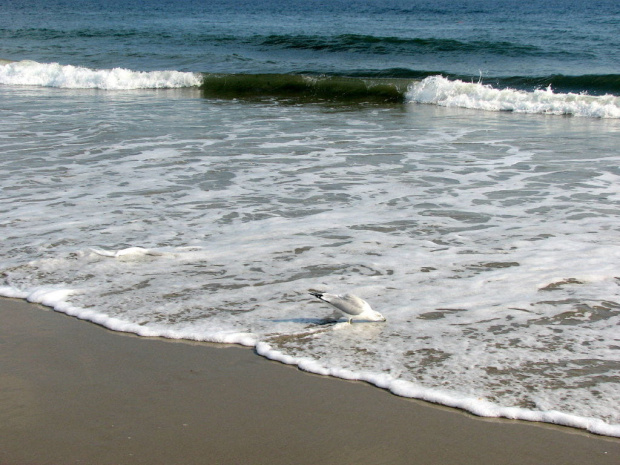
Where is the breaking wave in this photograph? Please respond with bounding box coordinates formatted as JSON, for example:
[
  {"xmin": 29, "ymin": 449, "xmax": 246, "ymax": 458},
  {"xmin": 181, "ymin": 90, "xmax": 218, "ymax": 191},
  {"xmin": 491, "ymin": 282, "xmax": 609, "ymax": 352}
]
[
  {"xmin": 2, "ymin": 60, "xmax": 619, "ymax": 117},
  {"xmin": 0, "ymin": 60, "xmax": 201, "ymax": 89},
  {"xmin": 406, "ymin": 76, "xmax": 620, "ymax": 118}
]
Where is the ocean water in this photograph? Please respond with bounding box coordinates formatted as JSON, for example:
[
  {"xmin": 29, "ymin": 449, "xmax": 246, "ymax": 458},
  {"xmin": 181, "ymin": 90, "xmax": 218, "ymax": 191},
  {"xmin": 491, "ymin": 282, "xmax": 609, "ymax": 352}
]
[{"xmin": 1, "ymin": 0, "xmax": 620, "ymax": 437}]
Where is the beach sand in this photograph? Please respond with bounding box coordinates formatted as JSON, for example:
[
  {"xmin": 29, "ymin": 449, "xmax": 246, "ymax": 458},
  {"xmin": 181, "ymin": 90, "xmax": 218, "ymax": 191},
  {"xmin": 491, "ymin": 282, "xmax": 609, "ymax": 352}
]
[{"xmin": 1, "ymin": 297, "xmax": 618, "ymax": 465}]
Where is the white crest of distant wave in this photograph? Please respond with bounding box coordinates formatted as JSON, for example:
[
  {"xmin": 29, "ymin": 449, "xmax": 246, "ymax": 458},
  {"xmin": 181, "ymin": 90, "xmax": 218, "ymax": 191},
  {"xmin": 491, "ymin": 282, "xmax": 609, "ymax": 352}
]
[
  {"xmin": 0, "ymin": 60, "xmax": 203, "ymax": 89},
  {"xmin": 406, "ymin": 75, "xmax": 620, "ymax": 118}
]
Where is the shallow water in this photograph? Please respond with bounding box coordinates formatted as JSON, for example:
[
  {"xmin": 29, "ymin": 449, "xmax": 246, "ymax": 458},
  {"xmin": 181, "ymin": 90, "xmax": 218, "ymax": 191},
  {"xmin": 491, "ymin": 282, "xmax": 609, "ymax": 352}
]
[
  {"xmin": 1, "ymin": 0, "xmax": 620, "ymax": 437},
  {"xmin": 1, "ymin": 83, "xmax": 619, "ymax": 435}
]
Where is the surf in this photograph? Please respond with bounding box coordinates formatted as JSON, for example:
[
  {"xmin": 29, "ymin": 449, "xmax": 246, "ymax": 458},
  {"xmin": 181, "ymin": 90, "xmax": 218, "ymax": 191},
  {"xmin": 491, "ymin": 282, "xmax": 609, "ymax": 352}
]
[
  {"xmin": 406, "ymin": 75, "xmax": 620, "ymax": 118},
  {"xmin": 0, "ymin": 60, "xmax": 202, "ymax": 89},
  {"xmin": 2, "ymin": 60, "xmax": 620, "ymax": 118}
]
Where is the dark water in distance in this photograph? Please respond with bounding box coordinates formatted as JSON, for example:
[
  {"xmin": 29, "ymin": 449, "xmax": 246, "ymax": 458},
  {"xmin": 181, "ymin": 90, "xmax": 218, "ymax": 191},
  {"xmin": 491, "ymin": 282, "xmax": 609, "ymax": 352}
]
[{"xmin": 1, "ymin": 0, "xmax": 619, "ymax": 94}]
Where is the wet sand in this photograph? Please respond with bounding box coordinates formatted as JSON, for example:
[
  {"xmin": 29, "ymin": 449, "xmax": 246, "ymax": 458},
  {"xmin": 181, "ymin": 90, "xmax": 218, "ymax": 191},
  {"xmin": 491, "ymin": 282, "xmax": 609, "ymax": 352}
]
[{"xmin": 1, "ymin": 297, "xmax": 618, "ymax": 465}]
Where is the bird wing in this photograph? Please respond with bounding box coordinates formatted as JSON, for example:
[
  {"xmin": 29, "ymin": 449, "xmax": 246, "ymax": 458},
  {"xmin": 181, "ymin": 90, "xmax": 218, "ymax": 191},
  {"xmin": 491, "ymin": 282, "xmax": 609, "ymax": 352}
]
[{"xmin": 327, "ymin": 294, "xmax": 367, "ymax": 315}]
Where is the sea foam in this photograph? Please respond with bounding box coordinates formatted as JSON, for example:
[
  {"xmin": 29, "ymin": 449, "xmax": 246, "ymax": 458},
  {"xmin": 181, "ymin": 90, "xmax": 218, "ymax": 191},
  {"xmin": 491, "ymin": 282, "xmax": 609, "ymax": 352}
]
[
  {"xmin": 255, "ymin": 338, "xmax": 620, "ymax": 437},
  {"xmin": 0, "ymin": 60, "xmax": 202, "ymax": 89},
  {"xmin": 3, "ymin": 278, "xmax": 619, "ymax": 438},
  {"xmin": 1, "ymin": 84, "xmax": 619, "ymax": 438},
  {"xmin": 406, "ymin": 75, "xmax": 620, "ymax": 118}
]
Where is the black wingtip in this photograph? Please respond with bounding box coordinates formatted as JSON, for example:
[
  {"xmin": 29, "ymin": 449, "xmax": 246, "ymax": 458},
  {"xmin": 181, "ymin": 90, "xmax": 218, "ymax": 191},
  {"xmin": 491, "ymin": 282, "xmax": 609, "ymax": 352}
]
[{"xmin": 309, "ymin": 292, "xmax": 324, "ymax": 299}]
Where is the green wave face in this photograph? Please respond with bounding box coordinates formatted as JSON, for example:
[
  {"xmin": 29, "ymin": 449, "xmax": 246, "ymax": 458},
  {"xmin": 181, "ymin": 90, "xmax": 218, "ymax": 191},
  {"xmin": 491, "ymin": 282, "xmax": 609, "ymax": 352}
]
[{"xmin": 200, "ymin": 73, "xmax": 412, "ymax": 103}]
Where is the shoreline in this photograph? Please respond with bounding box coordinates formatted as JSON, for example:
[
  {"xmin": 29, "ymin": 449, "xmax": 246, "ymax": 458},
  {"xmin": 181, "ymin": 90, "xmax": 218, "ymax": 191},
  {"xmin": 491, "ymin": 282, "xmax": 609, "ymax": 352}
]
[{"xmin": 1, "ymin": 296, "xmax": 618, "ymax": 464}]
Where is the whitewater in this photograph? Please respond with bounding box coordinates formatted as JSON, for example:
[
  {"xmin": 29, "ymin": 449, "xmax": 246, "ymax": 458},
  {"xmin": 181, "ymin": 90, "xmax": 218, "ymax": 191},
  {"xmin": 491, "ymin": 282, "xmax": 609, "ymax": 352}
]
[
  {"xmin": 1, "ymin": 67, "xmax": 619, "ymax": 436},
  {"xmin": 2, "ymin": 60, "xmax": 619, "ymax": 118}
]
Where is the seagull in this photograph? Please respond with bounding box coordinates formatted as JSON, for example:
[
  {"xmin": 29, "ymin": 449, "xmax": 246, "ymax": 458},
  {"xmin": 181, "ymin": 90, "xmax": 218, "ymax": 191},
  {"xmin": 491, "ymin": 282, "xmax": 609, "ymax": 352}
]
[{"xmin": 309, "ymin": 292, "xmax": 386, "ymax": 324}]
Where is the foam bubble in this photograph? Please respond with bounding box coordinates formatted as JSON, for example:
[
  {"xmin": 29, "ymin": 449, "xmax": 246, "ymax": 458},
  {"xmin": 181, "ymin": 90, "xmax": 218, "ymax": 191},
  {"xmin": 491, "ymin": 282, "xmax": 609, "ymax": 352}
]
[
  {"xmin": 1, "ymin": 91, "xmax": 619, "ymax": 437},
  {"xmin": 0, "ymin": 60, "xmax": 202, "ymax": 89},
  {"xmin": 406, "ymin": 76, "xmax": 620, "ymax": 118}
]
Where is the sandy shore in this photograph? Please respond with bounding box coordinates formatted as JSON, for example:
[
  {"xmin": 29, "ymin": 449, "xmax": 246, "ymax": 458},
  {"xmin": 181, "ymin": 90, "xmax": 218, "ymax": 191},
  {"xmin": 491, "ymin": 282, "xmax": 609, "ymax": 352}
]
[{"xmin": 1, "ymin": 297, "xmax": 618, "ymax": 465}]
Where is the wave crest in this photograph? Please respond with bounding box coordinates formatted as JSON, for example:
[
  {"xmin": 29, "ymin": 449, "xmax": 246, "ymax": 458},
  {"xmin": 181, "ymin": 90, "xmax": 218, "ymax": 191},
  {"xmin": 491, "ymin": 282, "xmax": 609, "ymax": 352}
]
[
  {"xmin": 3, "ymin": 61, "xmax": 619, "ymax": 118},
  {"xmin": 406, "ymin": 76, "xmax": 620, "ymax": 118},
  {"xmin": 0, "ymin": 60, "xmax": 202, "ymax": 89}
]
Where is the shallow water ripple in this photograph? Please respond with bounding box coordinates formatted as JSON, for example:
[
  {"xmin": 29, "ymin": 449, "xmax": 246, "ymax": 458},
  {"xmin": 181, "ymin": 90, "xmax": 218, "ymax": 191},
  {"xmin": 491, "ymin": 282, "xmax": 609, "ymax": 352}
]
[{"xmin": 1, "ymin": 88, "xmax": 619, "ymax": 434}]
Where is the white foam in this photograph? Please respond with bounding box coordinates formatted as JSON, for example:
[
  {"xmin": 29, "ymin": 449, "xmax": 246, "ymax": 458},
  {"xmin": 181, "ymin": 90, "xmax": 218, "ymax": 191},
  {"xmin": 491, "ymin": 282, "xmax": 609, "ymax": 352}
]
[
  {"xmin": 406, "ymin": 75, "xmax": 620, "ymax": 118},
  {"xmin": 89, "ymin": 247, "xmax": 170, "ymax": 258},
  {"xmin": 0, "ymin": 282, "xmax": 258, "ymax": 347},
  {"xmin": 0, "ymin": 60, "xmax": 202, "ymax": 89},
  {"xmin": 0, "ymin": 286, "xmax": 28, "ymax": 299},
  {"xmin": 255, "ymin": 341, "xmax": 620, "ymax": 437},
  {"xmin": 1, "ymin": 92, "xmax": 619, "ymax": 437}
]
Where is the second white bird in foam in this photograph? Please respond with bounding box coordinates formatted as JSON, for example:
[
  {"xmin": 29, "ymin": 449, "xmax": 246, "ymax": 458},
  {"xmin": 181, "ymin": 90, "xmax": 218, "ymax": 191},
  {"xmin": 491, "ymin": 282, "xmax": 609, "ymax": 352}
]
[{"xmin": 309, "ymin": 292, "xmax": 386, "ymax": 323}]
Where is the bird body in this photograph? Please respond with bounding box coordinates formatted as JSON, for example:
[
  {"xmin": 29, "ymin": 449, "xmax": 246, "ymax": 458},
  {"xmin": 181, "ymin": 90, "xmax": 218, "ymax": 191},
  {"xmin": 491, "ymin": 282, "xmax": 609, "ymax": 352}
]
[{"xmin": 309, "ymin": 292, "xmax": 386, "ymax": 323}]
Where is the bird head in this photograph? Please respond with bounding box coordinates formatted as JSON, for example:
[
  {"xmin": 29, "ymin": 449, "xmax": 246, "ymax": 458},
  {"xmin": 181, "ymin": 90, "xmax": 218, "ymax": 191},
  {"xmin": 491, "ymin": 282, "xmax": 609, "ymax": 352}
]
[{"xmin": 368, "ymin": 310, "xmax": 387, "ymax": 322}]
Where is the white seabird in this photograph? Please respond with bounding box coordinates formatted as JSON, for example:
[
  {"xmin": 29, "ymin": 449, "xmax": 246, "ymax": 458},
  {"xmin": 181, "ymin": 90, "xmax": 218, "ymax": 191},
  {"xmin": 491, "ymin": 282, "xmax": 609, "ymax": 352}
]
[{"xmin": 309, "ymin": 292, "xmax": 386, "ymax": 324}]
